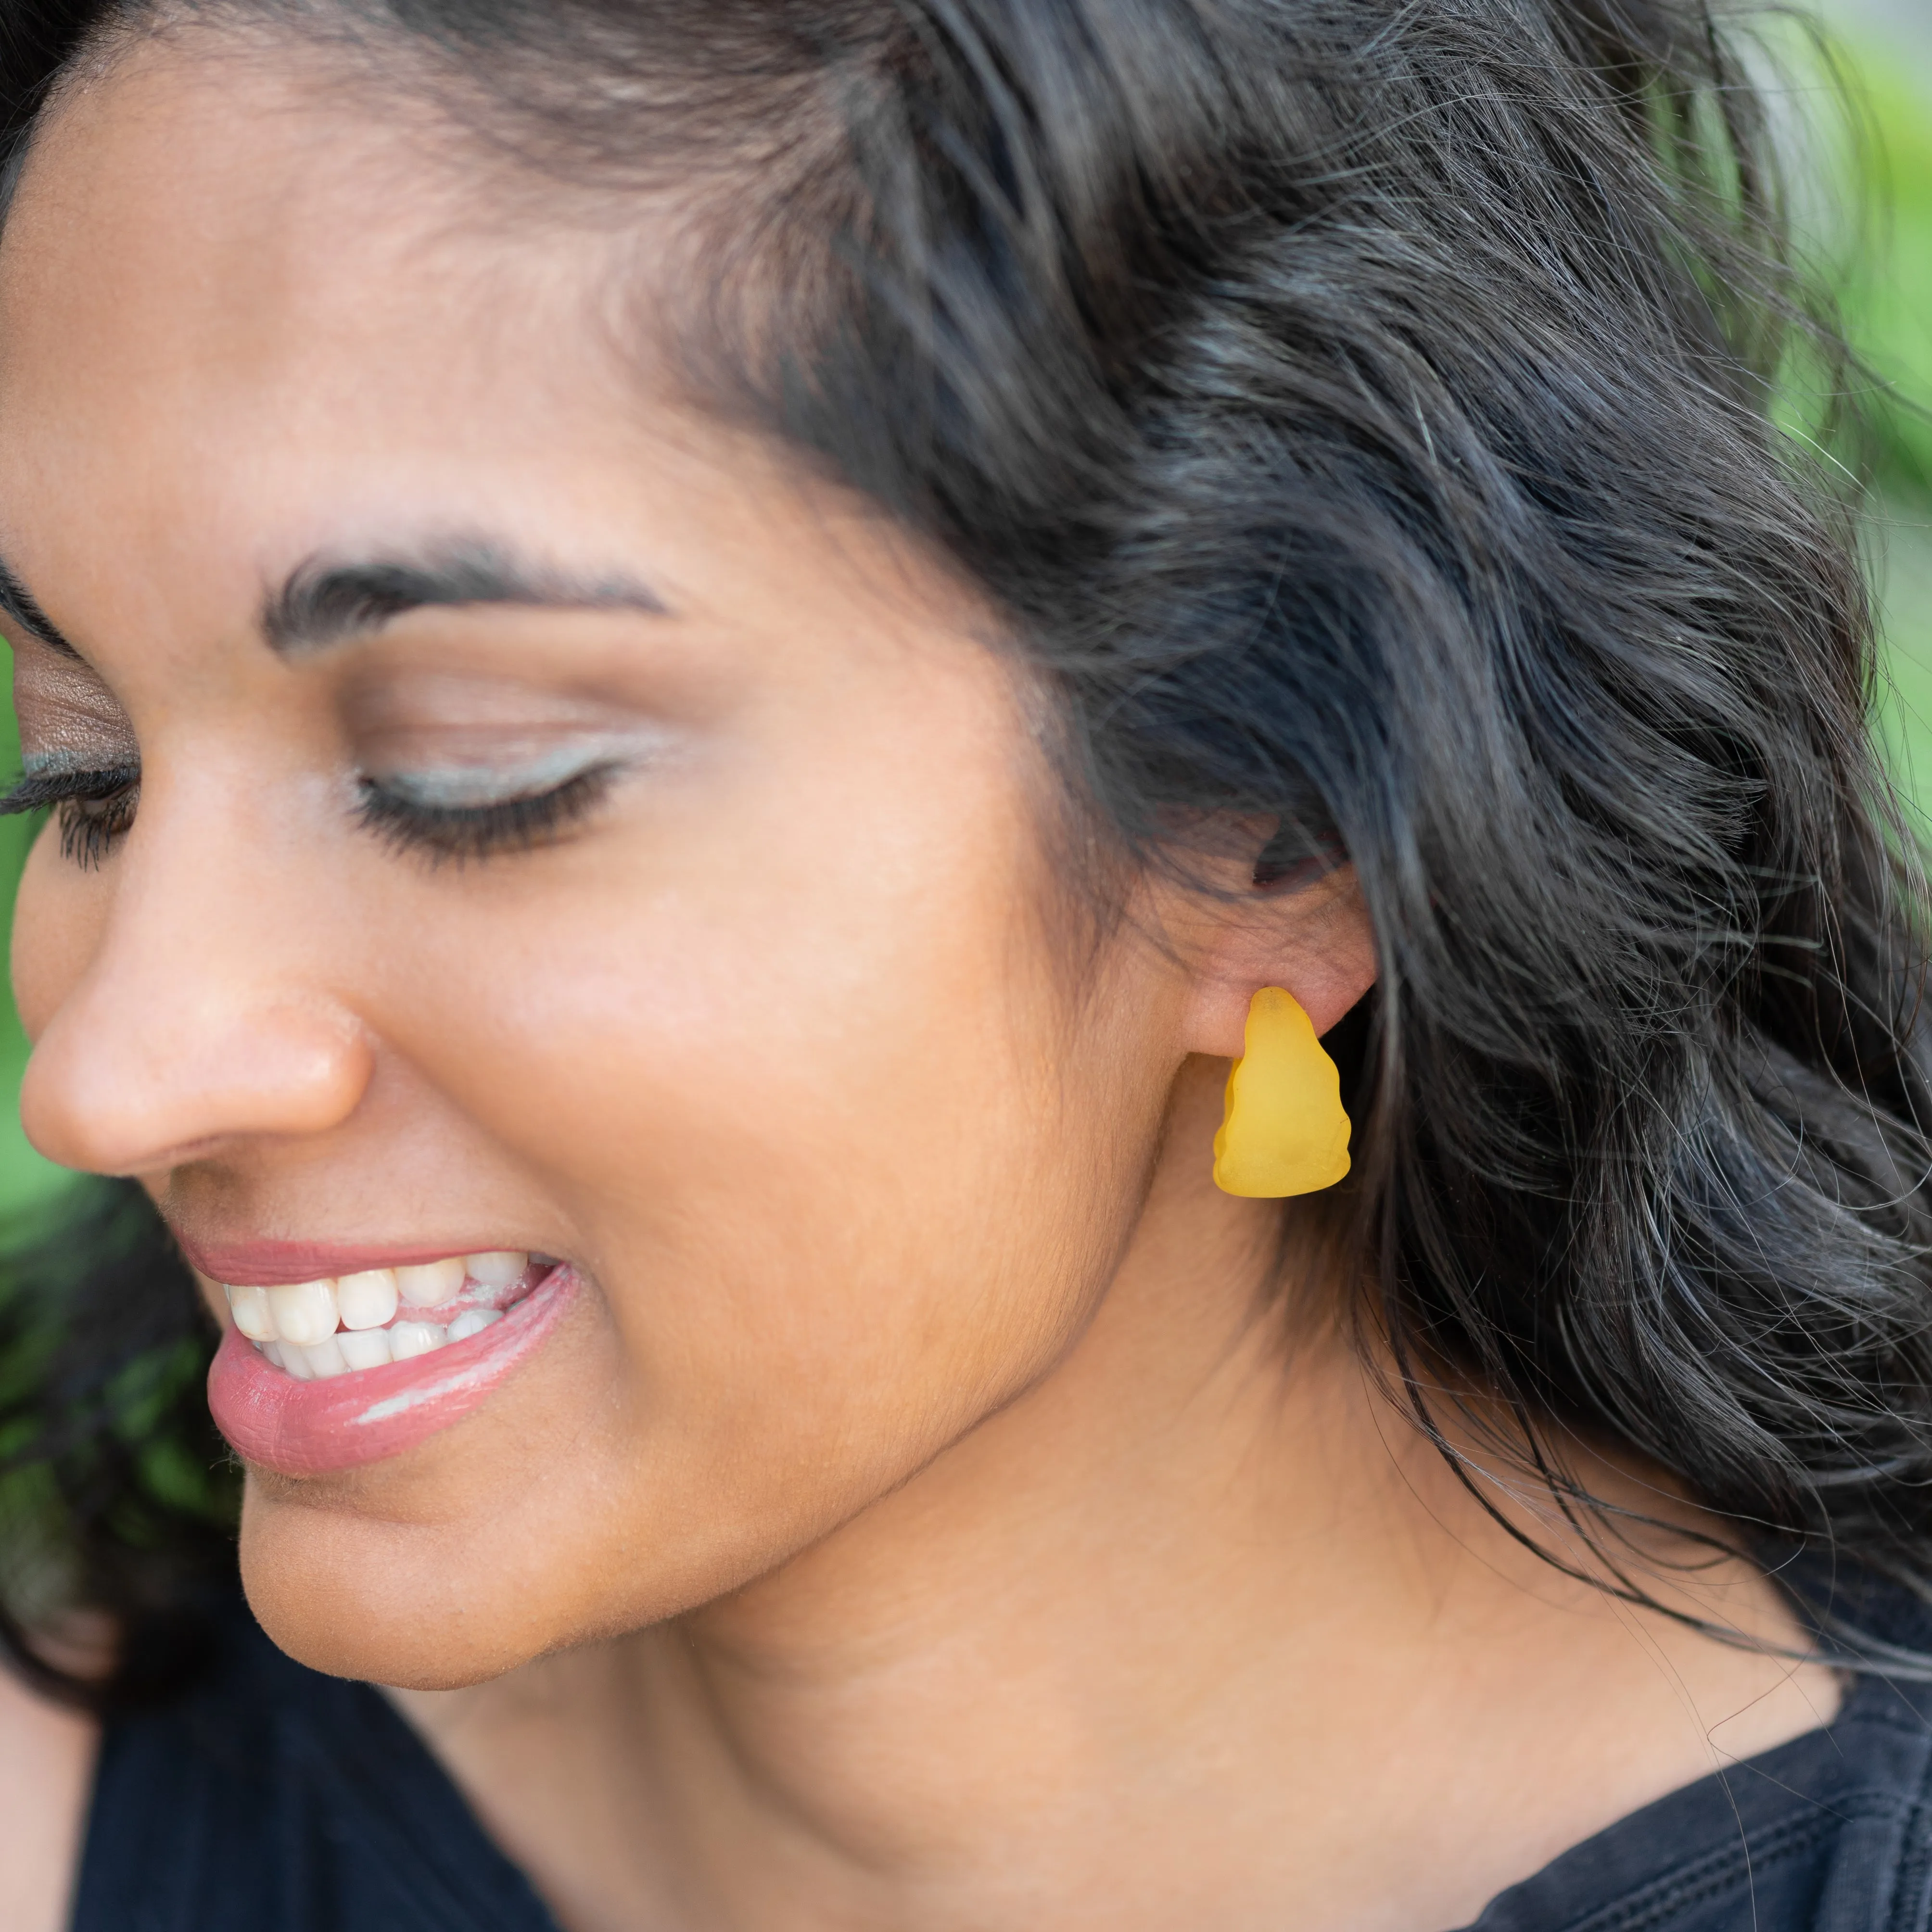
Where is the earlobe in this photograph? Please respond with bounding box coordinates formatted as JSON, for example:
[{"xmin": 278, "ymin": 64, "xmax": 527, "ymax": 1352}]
[{"xmin": 1211, "ymin": 988, "xmax": 1351, "ymax": 1197}]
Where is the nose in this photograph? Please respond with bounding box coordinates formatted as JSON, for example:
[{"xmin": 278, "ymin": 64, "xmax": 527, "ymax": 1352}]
[{"xmin": 17, "ymin": 814, "xmax": 375, "ymax": 1179}]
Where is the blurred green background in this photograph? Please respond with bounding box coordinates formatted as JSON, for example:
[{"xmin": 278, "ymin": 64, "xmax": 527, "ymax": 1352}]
[
  {"xmin": 0, "ymin": 4, "xmax": 1925, "ymax": 1218},
  {"xmin": 1851, "ymin": 0, "xmax": 1932, "ymax": 819},
  {"xmin": 0, "ymin": 712, "xmax": 43, "ymax": 1214}
]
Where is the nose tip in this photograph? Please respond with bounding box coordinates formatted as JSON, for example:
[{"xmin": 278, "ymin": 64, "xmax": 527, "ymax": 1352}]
[{"xmin": 20, "ymin": 992, "xmax": 375, "ymax": 1178}]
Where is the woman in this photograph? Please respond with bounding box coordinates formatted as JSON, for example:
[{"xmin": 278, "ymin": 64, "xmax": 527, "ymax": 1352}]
[{"xmin": 0, "ymin": 0, "xmax": 1927, "ymax": 1926}]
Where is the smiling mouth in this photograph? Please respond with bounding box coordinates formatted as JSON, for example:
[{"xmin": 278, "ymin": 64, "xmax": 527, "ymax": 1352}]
[
  {"xmin": 203, "ymin": 1252, "xmax": 582, "ymax": 1476},
  {"xmin": 216, "ymin": 1250, "xmax": 549, "ymax": 1378}
]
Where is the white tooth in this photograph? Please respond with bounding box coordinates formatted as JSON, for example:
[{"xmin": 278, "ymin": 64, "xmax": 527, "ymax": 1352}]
[
  {"xmin": 445, "ymin": 1308, "xmax": 504, "ymax": 1343},
  {"xmin": 226, "ymin": 1284, "xmax": 278, "ymax": 1342},
  {"xmin": 335, "ymin": 1269, "xmax": 399, "ymax": 1331},
  {"xmin": 278, "ymin": 1340, "xmax": 315, "ymax": 1380},
  {"xmin": 266, "ymin": 1279, "xmax": 339, "ymax": 1347},
  {"xmin": 261, "ymin": 1340, "xmax": 284, "ymax": 1370},
  {"xmin": 463, "ymin": 1251, "xmax": 528, "ymax": 1289},
  {"xmin": 303, "ymin": 1335, "xmax": 351, "ymax": 1379},
  {"xmin": 250, "ymin": 1337, "xmax": 265, "ymax": 1354},
  {"xmin": 336, "ymin": 1327, "xmax": 394, "ymax": 1371},
  {"xmin": 388, "ymin": 1321, "xmax": 447, "ymax": 1360},
  {"xmin": 395, "ymin": 1258, "xmax": 466, "ymax": 1307}
]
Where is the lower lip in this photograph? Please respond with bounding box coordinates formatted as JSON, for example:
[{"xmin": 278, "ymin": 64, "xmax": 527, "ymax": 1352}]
[{"xmin": 207, "ymin": 1264, "xmax": 581, "ymax": 1477}]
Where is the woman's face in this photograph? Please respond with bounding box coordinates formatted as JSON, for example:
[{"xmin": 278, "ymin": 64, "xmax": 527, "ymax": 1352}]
[{"xmin": 0, "ymin": 47, "xmax": 1213, "ymax": 1683}]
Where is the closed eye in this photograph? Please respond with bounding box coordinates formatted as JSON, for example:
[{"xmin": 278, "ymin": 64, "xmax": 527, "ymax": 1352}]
[
  {"xmin": 0, "ymin": 764, "xmax": 142, "ymax": 869},
  {"xmin": 353, "ymin": 761, "xmax": 620, "ymax": 864}
]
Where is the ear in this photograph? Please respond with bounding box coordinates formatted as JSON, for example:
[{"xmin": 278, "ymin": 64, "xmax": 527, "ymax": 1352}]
[{"xmin": 1163, "ymin": 858, "xmax": 1378, "ymax": 1061}]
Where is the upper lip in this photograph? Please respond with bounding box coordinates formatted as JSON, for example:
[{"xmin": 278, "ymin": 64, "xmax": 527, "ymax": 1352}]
[{"xmin": 172, "ymin": 1234, "xmax": 540, "ymax": 1287}]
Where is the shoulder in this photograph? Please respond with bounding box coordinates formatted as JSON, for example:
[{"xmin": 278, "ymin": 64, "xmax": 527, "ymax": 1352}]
[
  {"xmin": 0, "ymin": 1663, "xmax": 97, "ymax": 1932},
  {"xmin": 1469, "ymin": 1568, "xmax": 1932, "ymax": 1932}
]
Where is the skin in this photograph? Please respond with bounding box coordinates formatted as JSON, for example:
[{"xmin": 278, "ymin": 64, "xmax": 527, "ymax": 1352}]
[
  {"xmin": 0, "ymin": 37, "xmax": 1845, "ymax": 1932},
  {"xmin": 0, "ymin": 1667, "xmax": 92, "ymax": 1932}
]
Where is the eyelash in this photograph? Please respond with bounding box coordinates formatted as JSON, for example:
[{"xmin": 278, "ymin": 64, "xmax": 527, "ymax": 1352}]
[
  {"xmin": 0, "ymin": 763, "xmax": 619, "ymax": 870},
  {"xmin": 353, "ymin": 763, "xmax": 619, "ymax": 864},
  {"xmin": 0, "ymin": 766, "xmax": 142, "ymax": 870}
]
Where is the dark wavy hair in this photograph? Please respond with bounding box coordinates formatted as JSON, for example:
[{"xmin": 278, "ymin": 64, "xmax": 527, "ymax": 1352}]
[{"xmin": 2, "ymin": 0, "xmax": 1928, "ymax": 1705}]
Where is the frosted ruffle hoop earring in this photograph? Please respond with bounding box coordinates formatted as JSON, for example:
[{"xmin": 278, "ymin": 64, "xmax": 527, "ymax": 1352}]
[{"xmin": 1212, "ymin": 987, "xmax": 1352, "ymax": 1197}]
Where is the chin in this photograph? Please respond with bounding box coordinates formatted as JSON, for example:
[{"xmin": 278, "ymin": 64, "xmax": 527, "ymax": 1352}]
[
  {"xmin": 236, "ymin": 1491, "xmax": 559, "ymax": 1687},
  {"xmin": 230, "ymin": 1441, "xmax": 848, "ymax": 1689}
]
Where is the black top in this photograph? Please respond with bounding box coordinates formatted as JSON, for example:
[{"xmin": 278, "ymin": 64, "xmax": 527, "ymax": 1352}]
[{"xmin": 72, "ymin": 1592, "xmax": 1932, "ymax": 1932}]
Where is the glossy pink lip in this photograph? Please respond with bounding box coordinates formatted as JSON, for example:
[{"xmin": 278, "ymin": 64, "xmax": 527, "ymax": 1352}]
[
  {"xmin": 181, "ymin": 1237, "xmax": 535, "ymax": 1287},
  {"xmin": 207, "ymin": 1264, "xmax": 581, "ymax": 1476}
]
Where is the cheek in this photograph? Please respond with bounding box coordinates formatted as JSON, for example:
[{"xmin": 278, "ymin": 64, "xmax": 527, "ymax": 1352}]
[
  {"xmin": 388, "ymin": 821, "xmax": 1132, "ymax": 1420},
  {"xmin": 9, "ymin": 822, "xmax": 107, "ymax": 1042},
  {"xmin": 370, "ymin": 670, "xmax": 1122, "ymax": 1375},
  {"xmin": 242, "ymin": 848, "xmax": 1168, "ymax": 1682},
  {"xmin": 311, "ymin": 765, "xmax": 1160, "ymax": 1622}
]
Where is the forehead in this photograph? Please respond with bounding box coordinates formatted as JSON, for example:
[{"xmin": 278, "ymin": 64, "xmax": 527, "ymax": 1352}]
[
  {"xmin": 4, "ymin": 42, "xmax": 555, "ymax": 405},
  {"xmin": 0, "ymin": 40, "xmax": 671, "ymax": 623}
]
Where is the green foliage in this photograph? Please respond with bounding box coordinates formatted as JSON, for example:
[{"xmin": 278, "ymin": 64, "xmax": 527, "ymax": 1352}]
[
  {"xmin": 1848, "ymin": 68, "xmax": 1932, "ymax": 504},
  {"xmin": 0, "ymin": 1178, "xmax": 237, "ymax": 1659},
  {"xmin": 1875, "ymin": 508, "xmax": 1932, "ymax": 808},
  {"xmin": 0, "ymin": 670, "xmax": 72, "ymax": 1213},
  {"xmin": 1853, "ymin": 51, "xmax": 1932, "ymax": 811}
]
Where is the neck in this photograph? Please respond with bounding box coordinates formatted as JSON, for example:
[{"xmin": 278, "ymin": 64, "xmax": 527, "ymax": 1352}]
[{"xmin": 394, "ymin": 1062, "xmax": 1837, "ymax": 1932}]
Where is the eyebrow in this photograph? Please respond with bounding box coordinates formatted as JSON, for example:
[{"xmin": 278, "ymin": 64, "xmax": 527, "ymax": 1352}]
[
  {"xmin": 0, "ymin": 541, "xmax": 670, "ymax": 664},
  {"xmin": 0, "ymin": 554, "xmax": 82, "ymax": 659},
  {"xmin": 262, "ymin": 543, "xmax": 670, "ymax": 656}
]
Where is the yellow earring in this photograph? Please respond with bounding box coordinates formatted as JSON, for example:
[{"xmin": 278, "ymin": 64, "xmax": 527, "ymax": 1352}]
[{"xmin": 1212, "ymin": 988, "xmax": 1351, "ymax": 1197}]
